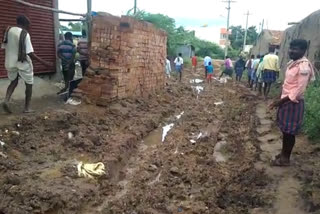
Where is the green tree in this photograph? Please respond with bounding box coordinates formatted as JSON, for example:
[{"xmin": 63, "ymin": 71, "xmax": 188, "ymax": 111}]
[
  {"xmin": 229, "ymin": 25, "xmax": 258, "ymax": 50},
  {"xmin": 132, "ymin": 11, "xmax": 224, "ymax": 58},
  {"xmin": 67, "ymin": 22, "xmax": 87, "ymax": 32}
]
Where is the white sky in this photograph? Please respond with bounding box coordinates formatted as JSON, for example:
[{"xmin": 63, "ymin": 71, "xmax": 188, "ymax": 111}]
[{"xmin": 59, "ymin": 0, "xmax": 318, "ymax": 43}]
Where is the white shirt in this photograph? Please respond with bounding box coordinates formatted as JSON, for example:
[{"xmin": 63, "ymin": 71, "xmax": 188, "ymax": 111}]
[
  {"xmin": 174, "ymin": 57, "xmax": 183, "ymax": 66},
  {"xmin": 165, "ymin": 59, "xmax": 171, "ymax": 72},
  {"xmin": 204, "ymin": 56, "xmax": 212, "ymax": 66},
  {"xmin": 2, "ymin": 27, "xmax": 34, "ymax": 70}
]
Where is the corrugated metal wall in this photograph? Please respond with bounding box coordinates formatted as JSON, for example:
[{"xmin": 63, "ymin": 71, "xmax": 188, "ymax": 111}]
[{"xmin": 0, "ymin": 0, "xmax": 56, "ymax": 78}]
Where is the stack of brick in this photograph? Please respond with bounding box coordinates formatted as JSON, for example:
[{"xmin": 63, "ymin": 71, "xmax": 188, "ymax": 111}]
[{"xmin": 77, "ymin": 13, "xmax": 167, "ymax": 105}]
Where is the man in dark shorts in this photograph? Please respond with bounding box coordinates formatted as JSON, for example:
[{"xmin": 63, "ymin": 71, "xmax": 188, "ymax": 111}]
[{"xmin": 269, "ymin": 39, "xmax": 315, "ymax": 166}]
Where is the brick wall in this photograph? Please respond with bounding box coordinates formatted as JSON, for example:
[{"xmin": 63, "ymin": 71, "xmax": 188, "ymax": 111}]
[{"xmin": 77, "ymin": 13, "xmax": 167, "ymax": 105}]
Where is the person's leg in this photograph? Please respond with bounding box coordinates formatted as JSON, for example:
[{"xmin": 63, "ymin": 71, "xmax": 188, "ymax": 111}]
[
  {"xmin": 258, "ymin": 83, "xmax": 262, "ymax": 95},
  {"xmin": 281, "ymin": 132, "xmax": 296, "ymax": 162},
  {"xmin": 2, "ymin": 76, "xmax": 19, "ymax": 113},
  {"xmin": 266, "ymin": 83, "xmax": 272, "ymax": 97},
  {"xmin": 205, "ymin": 67, "xmax": 208, "ymax": 78},
  {"xmin": 58, "ymin": 67, "xmax": 69, "ymax": 94},
  {"xmin": 179, "ymin": 70, "xmax": 182, "ymax": 82},
  {"xmin": 263, "ymin": 82, "xmax": 268, "ymax": 96},
  {"xmin": 23, "ymin": 83, "xmax": 33, "ymax": 113},
  {"xmin": 80, "ymin": 60, "xmax": 88, "ymax": 77}
]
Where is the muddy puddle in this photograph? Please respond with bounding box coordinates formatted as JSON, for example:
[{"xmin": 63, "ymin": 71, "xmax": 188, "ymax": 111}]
[{"xmin": 213, "ymin": 140, "xmax": 228, "ymax": 162}]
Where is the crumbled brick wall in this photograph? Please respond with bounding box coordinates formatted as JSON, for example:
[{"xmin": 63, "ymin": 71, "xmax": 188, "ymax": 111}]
[{"xmin": 78, "ymin": 13, "xmax": 167, "ymax": 105}]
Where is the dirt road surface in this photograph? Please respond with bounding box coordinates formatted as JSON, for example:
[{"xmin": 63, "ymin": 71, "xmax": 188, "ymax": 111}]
[{"xmin": 0, "ymin": 67, "xmax": 319, "ymax": 214}]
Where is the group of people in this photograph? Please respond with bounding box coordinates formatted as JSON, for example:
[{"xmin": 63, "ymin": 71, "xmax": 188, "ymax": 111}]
[
  {"xmin": 165, "ymin": 54, "xmax": 215, "ymax": 83},
  {"xmin": 1, "ymin": 16, "xmax": 316, "ymax": 169},
  {"xmin": 231, "ymin": 47, "xmax": 280, "ymax": 99},
  {"xmin": 1, "ymin": 15, "xmax": 89, "ymax": 113},
  {"xmin": 57, "ymin": 30, "xmax": 89, "ymax": 95},
  {"xmin": 165, "ymin": 39, "xmax": 315, "ymax": 167}
]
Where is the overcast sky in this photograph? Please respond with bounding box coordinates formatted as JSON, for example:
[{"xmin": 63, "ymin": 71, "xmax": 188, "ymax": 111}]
[{"xmin": 59, "ymin": 0, "xmax": 318, "ymax": 43}]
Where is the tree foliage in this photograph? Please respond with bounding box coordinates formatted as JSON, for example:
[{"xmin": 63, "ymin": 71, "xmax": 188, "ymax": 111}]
[
  {"xmin": 229, "ymin": 25, "xmax": 258, "ymax": 50},
  {"xmin": 132, "ymin": 11, "xmax": 224, "ymax": 58}
]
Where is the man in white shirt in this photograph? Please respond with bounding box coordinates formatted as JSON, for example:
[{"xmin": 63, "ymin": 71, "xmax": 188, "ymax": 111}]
[
  {"xmin": 174, "ymin": 53, "xmax": 184, "ymax": 81},
  {"xmin": 1, "ymin": 15, "xmax": 51, "ymax": 114},
  {"xmin": 203, "ymin": 56, "xmax": 212, "ymax": 78}
]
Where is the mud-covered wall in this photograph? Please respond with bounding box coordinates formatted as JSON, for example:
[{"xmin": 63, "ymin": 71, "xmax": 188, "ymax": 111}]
[
  {"xmin": 78, "ymin": 13, "xmax": 167, "ymax": 105},
  {"xmin": 279, "ymin": 10, "xmax": 320, "ymax": 73},
  {"xmin": 251, "ymin": 30, "xmax": 273, "ymax": 56}
]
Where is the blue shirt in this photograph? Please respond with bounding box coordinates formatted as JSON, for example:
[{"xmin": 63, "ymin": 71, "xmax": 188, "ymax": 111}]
[{"xmin": 207, "ymin": 65, "xmax": 214, "ymax": 74}]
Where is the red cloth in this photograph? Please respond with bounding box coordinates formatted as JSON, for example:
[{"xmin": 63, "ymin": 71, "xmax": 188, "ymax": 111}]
[
  {"xmin": 207, "ymin": 74, "xmax": 213, "ymax": 80},
  {"xmin": 192, "ymin": 56, "xmax": 197, "ymax": 66}
]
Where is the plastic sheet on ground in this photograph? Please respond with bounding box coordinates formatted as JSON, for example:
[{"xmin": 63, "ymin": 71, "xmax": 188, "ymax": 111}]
[
  {"xmin": 77, "ymin": 161, "xmax": 106, "ymax": 179},
  {"xmin": 162, "ymin": 123, "xmax": 174, "ymax": 142}
]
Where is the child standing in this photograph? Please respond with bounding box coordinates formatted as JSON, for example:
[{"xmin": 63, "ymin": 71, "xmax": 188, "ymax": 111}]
[
  {"xmin": 174, "ymin": 53, "xmax": 184, "ymax": 82},
  {"xmin": 207, "ymin": 62, "xmax": 214, "ymax": 84}
]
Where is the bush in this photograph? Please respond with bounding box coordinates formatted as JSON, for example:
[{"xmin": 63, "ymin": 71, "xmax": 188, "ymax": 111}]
[
  {"xmin": 303, "ymin": 80, "xmax": 320, "ymax": 142},
  {"xmin": 183, "ymin": 57, "xmax": 191, "ymax": 67}
]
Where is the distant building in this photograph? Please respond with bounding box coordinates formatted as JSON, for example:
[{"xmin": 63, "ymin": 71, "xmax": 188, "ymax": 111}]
[
  {"xmin": 219, "ymin": 28, "xmax": 231, "ymax": 48},
  {"xmin": 251, "ymin": 30, "xmax": 284, "ymax": 56},
  {"xmin": 175, "ymin": 44, "xmax": 195, "ymax": 58}
]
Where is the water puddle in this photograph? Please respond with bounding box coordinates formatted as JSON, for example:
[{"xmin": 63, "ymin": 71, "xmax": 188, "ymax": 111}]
[
  {"xmin": 143, "ymin": 128, "xmax": 162, "ymax": 146},
  {"xmin": 213, "ymin": 141, "xmax": 228, "ymax": 162},
  {"xmin": 143, "ymin": 111, "xmax": 184, "ymax": 147},
  {"xmin": 190, "ymin": 79, "xmax": 204, "ymax": 84},
  {"xmin": 39, "ymin": 163, "xmax": 64, "ymax": 179}
]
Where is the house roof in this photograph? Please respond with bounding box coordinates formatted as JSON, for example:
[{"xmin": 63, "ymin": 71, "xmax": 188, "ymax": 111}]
[{"xmin": 267, "ymin": 30, "xmax": 284, "ymax": 45}]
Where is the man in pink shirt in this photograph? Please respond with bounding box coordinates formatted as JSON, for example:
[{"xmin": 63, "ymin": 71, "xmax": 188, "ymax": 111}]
[{"xmin": 269, "ymin": 39, "xmax": 315, "ymax": 166}]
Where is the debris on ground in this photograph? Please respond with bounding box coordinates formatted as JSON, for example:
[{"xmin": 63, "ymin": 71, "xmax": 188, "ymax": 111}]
[{"xmin": 77, "ymin": 161, "xmax": 105, "ymax": 179}]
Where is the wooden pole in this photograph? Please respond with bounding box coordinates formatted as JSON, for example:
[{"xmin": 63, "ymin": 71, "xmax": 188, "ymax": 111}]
[
  {"xmin": 87, "ymin": 0, "xmax": 92, "ymax": 61},
  {"xmin": 14, "ymin": 0, "xmax": 85, "ymax": 16}
]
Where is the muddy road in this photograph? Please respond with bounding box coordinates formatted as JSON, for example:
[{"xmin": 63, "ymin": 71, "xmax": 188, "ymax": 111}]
[{"xmin": 0, "ymin": 68, "xmax": 319, "ymax": 214}]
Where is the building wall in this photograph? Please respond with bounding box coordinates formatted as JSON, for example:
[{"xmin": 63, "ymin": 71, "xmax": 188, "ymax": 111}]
[
  {"xmin": 278, "ymin": 10, "xmax": 320, "ymax": 73},
  {"xmin": 78, "ymin": 14, "xmax": 167, "ymax": 105},
  {"xmin": 0, "ymin": 0, "xmax": 56, "ymax": 78},
  {"xmin": 176, "ymin": 45, "xmax": 194, "ymax": 58},
  {"xmin": 251, "ymin": 31, "xmax": 273, "ymax": 56}
]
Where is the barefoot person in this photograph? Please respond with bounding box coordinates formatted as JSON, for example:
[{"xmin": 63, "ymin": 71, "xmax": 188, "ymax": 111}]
[
  {"xmin": 269, "ymin": 39, "xmax": 315, "ymax": 166},
  {"xmin": 1, "ymin": 15, "xmax": 51, "ymax": 113},
  {"xmin": 263, "ymin": 47, "xmax": 279, "ymax": 99},
  {"xmin": 206, "ymin": 61, "xmax": 214, "ymax": 84},
  {"xmin": 174, "ymin": 53, "xmax": 183, "ymax": 82}
]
